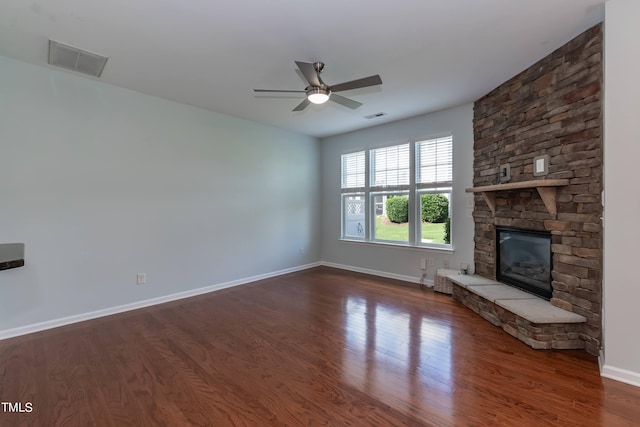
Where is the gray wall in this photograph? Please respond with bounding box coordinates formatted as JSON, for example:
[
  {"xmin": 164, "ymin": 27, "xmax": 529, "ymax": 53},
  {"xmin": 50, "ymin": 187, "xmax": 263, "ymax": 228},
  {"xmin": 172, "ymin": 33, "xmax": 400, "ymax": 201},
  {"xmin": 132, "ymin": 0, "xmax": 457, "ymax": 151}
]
[
  {"xmin": 0, "ymin": 55, "xmax": 321, "ymax": 334},
  {"xmin": 603, "ymin": 0, "xmax": 640, "ymax": 386},
  {"xmin": 320, "ymin": 104, "xmax": 475, "ymax": 282}
]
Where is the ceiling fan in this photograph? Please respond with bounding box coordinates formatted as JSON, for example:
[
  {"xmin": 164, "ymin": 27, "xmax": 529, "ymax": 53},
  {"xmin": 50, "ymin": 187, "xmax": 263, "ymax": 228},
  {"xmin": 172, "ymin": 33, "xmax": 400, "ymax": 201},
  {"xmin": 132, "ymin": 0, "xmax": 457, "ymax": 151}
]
[{"xmin": 254, "ymin": 61, "xmax": 382, "ymax": 112}]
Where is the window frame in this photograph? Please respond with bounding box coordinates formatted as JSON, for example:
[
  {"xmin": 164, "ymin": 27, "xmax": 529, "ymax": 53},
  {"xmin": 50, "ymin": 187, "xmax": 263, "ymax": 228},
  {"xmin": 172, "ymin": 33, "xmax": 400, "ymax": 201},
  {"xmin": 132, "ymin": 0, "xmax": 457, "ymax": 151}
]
[{"xmin": 340, "ymin": 135, "xmax": 453, "ymax": 250}]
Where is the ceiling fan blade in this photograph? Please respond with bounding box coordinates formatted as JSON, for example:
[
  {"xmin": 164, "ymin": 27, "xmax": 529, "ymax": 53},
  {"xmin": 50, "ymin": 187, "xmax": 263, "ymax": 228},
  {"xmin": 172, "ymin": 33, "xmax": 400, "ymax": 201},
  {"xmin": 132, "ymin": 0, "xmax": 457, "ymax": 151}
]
[
  {"xmin": 292, "ymin": 98, "xmax": 311, "ymax": 112},
  {"xmin": 330, "ymin": 75, "xmax": 382, "ymax": 92},
  {"xmin": 330, "ymin": 94, "xmax": 363, "ymax": 110},
  {"xmin": 295, "ymin": 61, "xmax": 321, "ymax": 87},
  {"xmin": 254, "ymin": 89, "xmax": 305, "ymax": 93}
]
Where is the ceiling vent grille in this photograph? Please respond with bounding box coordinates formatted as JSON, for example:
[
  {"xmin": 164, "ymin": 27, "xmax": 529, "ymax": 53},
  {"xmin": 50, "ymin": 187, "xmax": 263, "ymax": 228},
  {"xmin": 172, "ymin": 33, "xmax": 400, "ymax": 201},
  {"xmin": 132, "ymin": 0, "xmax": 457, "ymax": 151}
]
[
  {"xmin": 364, "ymin": 112, "xmax": 387, "ymax": 119},
  {"xmin": 48, "ymin": 40, "xmax": 108, "ymax": 78}
]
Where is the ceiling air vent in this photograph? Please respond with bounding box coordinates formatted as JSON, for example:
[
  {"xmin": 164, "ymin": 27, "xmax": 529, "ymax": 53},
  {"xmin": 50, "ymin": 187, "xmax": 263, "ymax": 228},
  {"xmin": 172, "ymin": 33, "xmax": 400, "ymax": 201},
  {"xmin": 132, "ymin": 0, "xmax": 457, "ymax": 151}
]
[
  {"xmin": 364, "ymin": 112, "xmax": 387, "ymax": 119},
  {"xmin": 48, "ymin": 40, "xmax": 108, "ymax": 78}
]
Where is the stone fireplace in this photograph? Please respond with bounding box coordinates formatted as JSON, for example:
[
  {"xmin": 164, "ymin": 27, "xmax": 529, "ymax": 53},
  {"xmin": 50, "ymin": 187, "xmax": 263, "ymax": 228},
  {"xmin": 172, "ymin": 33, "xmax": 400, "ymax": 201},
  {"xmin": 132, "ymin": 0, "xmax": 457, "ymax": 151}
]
[{"xmin": 468, "ymin": 24, "xmax": 603, "ymax": 355}]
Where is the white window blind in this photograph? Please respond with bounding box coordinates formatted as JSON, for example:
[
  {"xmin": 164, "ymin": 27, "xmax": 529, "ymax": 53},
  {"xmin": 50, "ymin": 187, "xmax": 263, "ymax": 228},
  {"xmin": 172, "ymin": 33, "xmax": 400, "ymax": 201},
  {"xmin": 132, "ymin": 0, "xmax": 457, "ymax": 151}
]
[
  {"xmin": 341, "ymin": 151, "xmax": 365, "ymax": 189},
  {"xmin": 417, "ymin": 136, "xmax": 453, "ymax": 184},
  {"xmin": 371, "ymin": 143, "xmax": 410, "ymax": 187}
]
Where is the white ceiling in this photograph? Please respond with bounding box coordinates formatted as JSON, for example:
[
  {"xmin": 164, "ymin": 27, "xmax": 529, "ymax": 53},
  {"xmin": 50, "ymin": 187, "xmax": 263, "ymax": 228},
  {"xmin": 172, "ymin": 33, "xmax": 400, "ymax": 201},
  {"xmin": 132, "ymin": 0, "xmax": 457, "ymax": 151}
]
[{"xmin": 0, "ymin": 1, "xmax": 605, "ymax": 138}]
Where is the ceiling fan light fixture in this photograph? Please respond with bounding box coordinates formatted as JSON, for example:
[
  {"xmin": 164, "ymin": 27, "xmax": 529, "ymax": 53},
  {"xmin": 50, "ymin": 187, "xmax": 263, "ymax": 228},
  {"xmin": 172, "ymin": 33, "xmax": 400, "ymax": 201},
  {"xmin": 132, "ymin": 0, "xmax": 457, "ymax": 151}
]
[
  {"xmin": 306, "ymin": 87, "xmax": 330, "ymax": 104},
  {"xmin": 254, "ymin": 61, "xmax": 382, "ymax": 112}
]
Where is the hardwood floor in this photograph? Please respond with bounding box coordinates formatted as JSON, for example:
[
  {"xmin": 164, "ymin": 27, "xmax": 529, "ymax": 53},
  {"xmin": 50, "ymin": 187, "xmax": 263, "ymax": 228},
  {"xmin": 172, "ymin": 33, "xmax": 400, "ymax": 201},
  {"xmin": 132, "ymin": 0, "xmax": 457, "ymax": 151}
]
[{"xmin": 1, "ymin": 266, "xmax": 639, "ymax": 426}]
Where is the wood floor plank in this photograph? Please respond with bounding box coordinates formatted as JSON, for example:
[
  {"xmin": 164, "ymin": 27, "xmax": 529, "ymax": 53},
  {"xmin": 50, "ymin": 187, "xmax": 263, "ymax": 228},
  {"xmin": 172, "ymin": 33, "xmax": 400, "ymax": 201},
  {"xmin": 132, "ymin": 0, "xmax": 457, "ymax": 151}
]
[{"xmin": 1, "ymin": 266, "xmax": 639, "ymax": 426}]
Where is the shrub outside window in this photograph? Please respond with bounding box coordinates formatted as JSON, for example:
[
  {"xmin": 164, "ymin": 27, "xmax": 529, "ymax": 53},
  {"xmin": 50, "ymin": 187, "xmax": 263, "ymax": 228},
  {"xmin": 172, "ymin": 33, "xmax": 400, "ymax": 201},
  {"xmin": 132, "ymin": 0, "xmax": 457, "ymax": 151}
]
[{"xmin": 373, "ymin": 193, "xmax": 410, "ymax": 243}]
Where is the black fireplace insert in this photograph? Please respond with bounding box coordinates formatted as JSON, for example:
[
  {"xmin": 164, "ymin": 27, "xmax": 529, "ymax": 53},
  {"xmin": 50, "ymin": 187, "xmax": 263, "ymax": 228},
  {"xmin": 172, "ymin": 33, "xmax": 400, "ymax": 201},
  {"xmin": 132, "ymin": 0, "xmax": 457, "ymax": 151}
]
[{"xmin": 496, "ymin": 227, "xmax": 552, "ymax": 299}]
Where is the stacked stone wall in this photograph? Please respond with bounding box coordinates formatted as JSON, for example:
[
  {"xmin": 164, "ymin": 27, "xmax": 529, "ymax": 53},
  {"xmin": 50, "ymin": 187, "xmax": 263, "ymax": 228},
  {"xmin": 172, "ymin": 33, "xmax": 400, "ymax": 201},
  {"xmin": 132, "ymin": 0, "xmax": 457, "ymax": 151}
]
[{"xmin": 472, "ymin": 24, "xmax": 602, "ymax": 355}]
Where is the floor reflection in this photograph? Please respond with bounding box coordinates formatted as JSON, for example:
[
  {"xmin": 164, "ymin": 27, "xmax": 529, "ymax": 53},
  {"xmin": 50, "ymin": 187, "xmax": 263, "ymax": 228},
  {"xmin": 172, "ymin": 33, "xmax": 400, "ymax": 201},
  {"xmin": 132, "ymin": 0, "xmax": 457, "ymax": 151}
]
[{"xmin": 342, "ymin": 296, "xmax": 453, "ymax": 417}]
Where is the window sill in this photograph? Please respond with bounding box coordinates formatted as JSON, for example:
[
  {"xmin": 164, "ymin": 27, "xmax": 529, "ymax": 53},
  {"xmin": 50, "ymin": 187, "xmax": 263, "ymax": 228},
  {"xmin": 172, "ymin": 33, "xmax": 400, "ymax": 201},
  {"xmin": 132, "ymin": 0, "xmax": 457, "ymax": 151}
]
[{"xmin": 339, "ymin": 238, "xmax": 455, "ymax": 253}]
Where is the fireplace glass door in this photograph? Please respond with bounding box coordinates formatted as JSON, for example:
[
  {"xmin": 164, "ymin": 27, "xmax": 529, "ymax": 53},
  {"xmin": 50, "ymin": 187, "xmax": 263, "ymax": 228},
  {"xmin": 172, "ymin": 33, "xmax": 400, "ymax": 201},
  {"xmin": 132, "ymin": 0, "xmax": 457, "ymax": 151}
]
[{"xmin": 496, "ymin": 227, "xmax": 552, "ymax": 299}]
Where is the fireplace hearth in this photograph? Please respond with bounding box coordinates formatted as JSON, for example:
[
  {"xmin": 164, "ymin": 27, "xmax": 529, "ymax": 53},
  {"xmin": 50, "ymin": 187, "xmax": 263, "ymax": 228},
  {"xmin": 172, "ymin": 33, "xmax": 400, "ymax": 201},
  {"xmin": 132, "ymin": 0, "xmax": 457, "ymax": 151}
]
[{"xmin": 496, "ymin": 227, "xmax": 552, "ymax": 300}]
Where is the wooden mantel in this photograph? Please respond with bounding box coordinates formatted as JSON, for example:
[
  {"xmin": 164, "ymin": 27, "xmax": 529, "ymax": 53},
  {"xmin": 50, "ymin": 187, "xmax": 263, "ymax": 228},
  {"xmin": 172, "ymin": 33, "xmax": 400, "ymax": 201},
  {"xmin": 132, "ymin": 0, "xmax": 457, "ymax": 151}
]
[{"xmin": 466, "ymin": 179, "xmax": 569, "ymax": 216}]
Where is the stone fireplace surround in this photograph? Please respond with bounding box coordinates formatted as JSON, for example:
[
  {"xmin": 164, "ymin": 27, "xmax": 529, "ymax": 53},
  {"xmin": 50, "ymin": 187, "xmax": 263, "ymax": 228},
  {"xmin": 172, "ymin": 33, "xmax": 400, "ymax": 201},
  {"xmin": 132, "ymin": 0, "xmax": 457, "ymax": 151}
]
[{"xmin": 457, "ymin": 24, "xmax": 603, "ymax": 356}]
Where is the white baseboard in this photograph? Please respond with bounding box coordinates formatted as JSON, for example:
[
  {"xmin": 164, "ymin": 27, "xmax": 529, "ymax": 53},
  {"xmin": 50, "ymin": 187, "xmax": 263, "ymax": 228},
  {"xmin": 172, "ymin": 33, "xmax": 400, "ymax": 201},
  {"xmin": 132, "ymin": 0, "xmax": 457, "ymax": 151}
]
[
  {"xmin": 601, "ymin": 364, "xmax": 640, "ymax": 388},
  {"xmin": 0, "ymin": 262, "xmax": 321, "ymax": 341},
  {"xmin": 321, "ymin": 261, "xmax": 433, "ymax": 287}
]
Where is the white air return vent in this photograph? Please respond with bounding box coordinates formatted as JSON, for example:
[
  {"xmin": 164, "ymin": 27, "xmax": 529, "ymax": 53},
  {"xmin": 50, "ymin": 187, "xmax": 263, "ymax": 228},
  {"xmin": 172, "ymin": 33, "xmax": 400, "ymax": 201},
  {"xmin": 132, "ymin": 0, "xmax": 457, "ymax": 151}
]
[{"xmin": 48, "ymin": 40, "xmax": 108, "ymax": 77}]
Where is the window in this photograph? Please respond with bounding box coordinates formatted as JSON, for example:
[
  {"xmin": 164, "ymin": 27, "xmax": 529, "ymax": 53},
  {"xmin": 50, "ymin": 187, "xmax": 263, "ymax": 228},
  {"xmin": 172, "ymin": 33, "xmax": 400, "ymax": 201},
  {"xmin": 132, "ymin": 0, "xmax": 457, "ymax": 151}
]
[
  {"xmin": 370, "ymin": 144, "xmax": 410, "ymax": 243},
  {"xmin": 343, "ymin": 194, "xmax": 365, "ymax": 239},
  {"xmin": 340, "ymin": 136, "xmax": 453, "ymax": 248},
  {"xmin": 373, "ymin": 193, "xmax": 409, "ymax": 243},
  {"xmin": 341, "ymin": 151, "xmax": 365, "ymax": 189},
  {"xmin": 341, "ymin": 151, "xmax": 366, "ymax": 240},
  {"xmin": 416, "ymin": 136, "xmax": 452, "ymax": 245},
  {"xmin": 371, "ymin": 144, "xmax": 410, "ymax": 187},
  {"xmin": 417, "ymin": 136, "xmax": 452, "ymax": 184}
]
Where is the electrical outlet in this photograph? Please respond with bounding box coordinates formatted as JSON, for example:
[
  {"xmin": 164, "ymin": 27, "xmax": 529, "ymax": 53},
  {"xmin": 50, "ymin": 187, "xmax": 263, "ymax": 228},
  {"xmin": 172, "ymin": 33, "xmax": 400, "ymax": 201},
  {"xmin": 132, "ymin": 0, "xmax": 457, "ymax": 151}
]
[
  {"xmin": 443, "ymin": 259, "xmax": 450, "ymax": 269},
  {"xmin": 428, "ymin": 258, "xmax": 435, "ymax": 267},
  {"xmin": 420, "ymin": 258, "xmax": 427, "ymax": 270},
  {"xmin": 137, "ymin": 273, "xmax": 146, "ymax": 285},
  {"xmin": 499, "ymin": 163, "xmax": 511, "ymax": 182},
  {"xmin": 299, "ymin": 247, "xmax": 304, "ymax": 255}
]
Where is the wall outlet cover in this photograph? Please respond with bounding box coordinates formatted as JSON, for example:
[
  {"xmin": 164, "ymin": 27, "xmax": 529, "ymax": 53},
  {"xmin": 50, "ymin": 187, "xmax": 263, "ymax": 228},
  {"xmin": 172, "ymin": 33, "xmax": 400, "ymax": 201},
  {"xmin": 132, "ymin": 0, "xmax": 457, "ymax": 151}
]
[
  {"xmin": 499, "ymin": 163, "xmax": 511, "ymax": 182},
  {"xmin": 137, "ymin": 273, "xmax": 146, "ymax": 285},
  {"xmin": 533, "ymin": 154, "xmax": 549, "ymax": 176}
]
